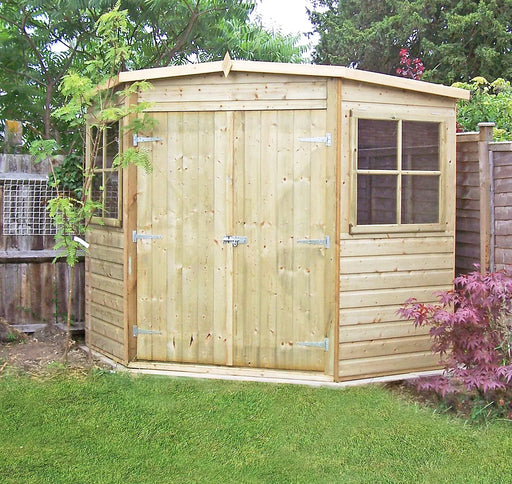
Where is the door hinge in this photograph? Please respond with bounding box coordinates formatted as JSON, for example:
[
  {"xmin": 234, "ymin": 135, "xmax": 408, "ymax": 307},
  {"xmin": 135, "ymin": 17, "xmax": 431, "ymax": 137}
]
[
  {"xmin": 296, "ymin": 338, "xmax": 329, "ymax": 351},
  {"xmin": 297, "ymin": 235, "xmax": 330, "ymax": 249},
  {"xmin": 132, "ymin": 230, "xmax": 163, "ymax": 243},
  {"xmin": 133, "ymin": 325, "xmax": 162, "ymax": 337},
  {"xmin": 132, "ymin": 134, "xmax": 162, "ymax": 146},
  {"xmin": 298, "ymin": 133, "xmax": 332, "ymax": 147}
]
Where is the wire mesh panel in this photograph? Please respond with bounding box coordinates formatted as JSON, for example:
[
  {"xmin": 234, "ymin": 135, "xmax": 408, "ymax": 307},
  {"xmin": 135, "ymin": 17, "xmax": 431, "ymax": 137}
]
[{"xmin": 2, "ymin": 178, "xmax": 58, "ymax": 235}]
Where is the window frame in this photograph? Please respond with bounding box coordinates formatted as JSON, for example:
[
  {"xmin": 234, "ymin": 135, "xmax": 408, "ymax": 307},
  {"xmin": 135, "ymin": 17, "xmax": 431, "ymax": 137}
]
[
  {"xmin": 87, "ymin": 120, "xmax": 123, "ymax": 227},
  {"xmin": 349, "ymin": 109, "xmax": 448, "ymax": 234}
]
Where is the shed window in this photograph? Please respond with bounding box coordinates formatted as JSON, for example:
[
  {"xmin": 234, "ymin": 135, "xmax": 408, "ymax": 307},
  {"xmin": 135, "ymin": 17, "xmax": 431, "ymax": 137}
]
[
  {"xmin": 355, "ymin": 118, "xmax": 441, "ymax": 229},
  {"xmin": 89, "ymin": 122, "xmax": 121, "ymax": 224}
]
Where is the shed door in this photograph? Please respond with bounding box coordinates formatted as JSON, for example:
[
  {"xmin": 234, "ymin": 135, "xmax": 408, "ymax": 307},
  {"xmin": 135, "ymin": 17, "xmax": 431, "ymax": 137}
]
[{"xmin": 135, "ymin": 110, "xmax": 334, "ymax": 371}]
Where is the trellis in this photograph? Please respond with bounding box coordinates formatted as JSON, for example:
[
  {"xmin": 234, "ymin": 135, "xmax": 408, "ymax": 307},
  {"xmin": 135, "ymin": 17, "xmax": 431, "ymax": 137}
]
[{"xmin": 2, "ymin": 177, "xmax": 57, "ymax": 236}]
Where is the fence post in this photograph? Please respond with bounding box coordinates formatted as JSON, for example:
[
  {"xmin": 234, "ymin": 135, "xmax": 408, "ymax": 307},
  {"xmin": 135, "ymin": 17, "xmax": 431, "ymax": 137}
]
[{"xmin": 478, "ymin": 122, "xmax": 495, "ymax": 273}]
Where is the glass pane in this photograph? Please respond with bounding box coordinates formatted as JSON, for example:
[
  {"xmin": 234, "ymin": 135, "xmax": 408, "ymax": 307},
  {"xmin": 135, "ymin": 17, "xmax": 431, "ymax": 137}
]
[
  {"xmin": 402, "ymin": 121, "xmax": 439, "ymax": 170},
  {"xmin": 104, "ymin": 171, "xmax": 119, "ymax": 219},
  {"xmin": 90, "ymin": 127, "xmax": 103, "ymax": 169},
  {"xmin": 401, "ymin": 175, "xmax": 439, "ymax": 224},
  {"xmin": 91, "ymin": 172, "xmax": 103, "ymax": 217},
  {"xmin": 358, "ymin": 119, "xmax": 398, "ymax": 170},
  {"xmin": 357, "ymin": 174, "xmax": 397, "ymax": 225},
  {"xmin": 105, "ymin": 123, "xmax": 120, "ymax": 169}
]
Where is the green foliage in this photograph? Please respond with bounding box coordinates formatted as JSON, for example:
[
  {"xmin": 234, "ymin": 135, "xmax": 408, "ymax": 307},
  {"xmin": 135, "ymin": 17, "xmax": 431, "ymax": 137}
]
[
  {"xmin": 0, "ymin": 0, "xmax": 304, "ymax": 152},
  {"xmin": 309, "ymin": 0, "xmax": 512, "ymax": 84},
  {"xmin": 454, "ymin": 77, "xmax": 512, "ymax": 141}
]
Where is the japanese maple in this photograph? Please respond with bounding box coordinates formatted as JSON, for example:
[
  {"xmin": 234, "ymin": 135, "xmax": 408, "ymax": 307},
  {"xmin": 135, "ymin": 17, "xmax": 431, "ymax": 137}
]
[{"xmin": 398, "ymin": 270, "xmax": 512, "ymax": 396}]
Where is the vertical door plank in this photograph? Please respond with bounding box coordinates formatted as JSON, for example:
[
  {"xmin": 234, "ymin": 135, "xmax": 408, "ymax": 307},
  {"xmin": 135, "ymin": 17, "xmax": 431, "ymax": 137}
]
[
  {"xmin": 232, "ymin": 112, "xmax": 246, "ymax": 365},
  {"xmin": 258, "ymin": 110, "xmax": 279, "ymax": 367},
  {"xmin": 136, "ymin": 112, "xmax": 160, "ymax": 360},
  {"xmin": 275, "ymin": 110, "xmax": 295, "ymax": 369},
  {"xmin": 292, "ymin": 110, "xmax": 315, "ymax": 370},
  {"xmin": 150, "ymin": 112, "xmax": 169, "ymax": 360},
  {"xmin": 308, "ymin": 109, "xmax": 329, "ymax": 370},
  {"xmin": 180, "ymin": 112, "xmax": 200, "ymax": 363},
  {"xmin": 196, "ymin": 112, "xmax": 216, "ymax": 364},
  {"xmin": 166, "ymin": 111, "xmax": 184, "ymax": 362},
  {"xmin": 235, "ymin": 111, "xmax": 262, "ymax": 367},
  {"xmin": 213, "ymin": 111, "xmax": 233, "ymax": 365}
]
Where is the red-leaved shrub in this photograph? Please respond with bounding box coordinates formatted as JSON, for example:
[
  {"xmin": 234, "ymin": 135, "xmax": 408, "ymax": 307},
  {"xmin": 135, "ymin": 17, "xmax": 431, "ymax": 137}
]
[{"xmin": 398, "ymin": 270, "xmax": 512, "ymax": 397}]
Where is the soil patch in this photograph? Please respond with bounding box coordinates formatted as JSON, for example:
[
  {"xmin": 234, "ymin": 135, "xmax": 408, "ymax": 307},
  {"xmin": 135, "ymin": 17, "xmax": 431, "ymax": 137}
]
[{"xmin": 0, "ymin": 320, "xmax": 112, "ymax": 376}]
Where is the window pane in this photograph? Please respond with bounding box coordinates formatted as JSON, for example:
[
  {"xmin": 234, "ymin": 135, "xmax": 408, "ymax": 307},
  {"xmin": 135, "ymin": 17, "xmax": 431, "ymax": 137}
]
[
  {"xmin": 358, "ymin": 119, "xmax": 398, "ymax": 170},
  {"xmin": 104, "ymin": 171, "xmax": 119, "ymax": 219},
  {"xmin": 91, "ymin": 172, "xmax": 103, "ymax": 217},
  {"xmin": 402, "ymin": 121, "xmax": 439, "ymax": 171},
  {"xmin": 357, "ymin": 174, "xmax": 397, "ymax": 225},
  {"xmin": 401, "ymin": 175, "xmax": 439, "ymax": 224},
  {"xmin": 105, "ymin": 123, "xmax": 119, "ymax": 169},
  {"xmin": 91, "ymin": 127, "xmax": 103, "ymax": 169}
]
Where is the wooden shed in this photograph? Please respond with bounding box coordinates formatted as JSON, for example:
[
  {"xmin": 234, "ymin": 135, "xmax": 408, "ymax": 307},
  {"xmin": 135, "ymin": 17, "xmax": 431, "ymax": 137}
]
[{"xmin": 86, "ymin": 56, "xmax": 470, "ymax": 382}]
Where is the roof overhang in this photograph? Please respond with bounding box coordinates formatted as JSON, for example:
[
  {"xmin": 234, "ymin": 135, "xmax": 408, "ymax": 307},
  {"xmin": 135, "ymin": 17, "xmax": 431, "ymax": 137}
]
[{"xmin": 118, "ymin": 55, "xmax": 470, "ymax": 101}]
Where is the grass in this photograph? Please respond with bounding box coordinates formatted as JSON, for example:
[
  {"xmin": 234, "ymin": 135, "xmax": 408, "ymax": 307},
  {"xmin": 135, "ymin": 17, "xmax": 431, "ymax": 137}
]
[{"xmin": 0, "ymin": 372, "xmax": 512, "ymax": 483}]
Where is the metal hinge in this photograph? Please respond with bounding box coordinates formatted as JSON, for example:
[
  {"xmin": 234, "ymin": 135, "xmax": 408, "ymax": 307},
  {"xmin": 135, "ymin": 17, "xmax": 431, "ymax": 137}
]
[
  {"xmin": 132, "ymin": 230, "xmax": 163, "ymax": 243},
  {"xmin": 133, "ymin": 325, "xmax": 162, "ymax": 337},
  {"xmin": 298, "ymin": 133, "xmax": 332, "ymax": 147},
  {"xmin": 296, "ymin": 338, "xmax": 329, "ymax": 351},
  {"xmin": 297, "ymin": 235, "xmax": 330, "ymax": 249},
  {"xmin": 132, "ymin": 134, "xmax": 162, "ymax": 146}
]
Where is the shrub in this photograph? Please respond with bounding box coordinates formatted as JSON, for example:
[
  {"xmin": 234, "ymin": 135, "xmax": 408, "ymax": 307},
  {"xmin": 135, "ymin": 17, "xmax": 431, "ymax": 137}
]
[{"xmin": 398, "ymin": 270, "xmax": 512, "ymax": 402}]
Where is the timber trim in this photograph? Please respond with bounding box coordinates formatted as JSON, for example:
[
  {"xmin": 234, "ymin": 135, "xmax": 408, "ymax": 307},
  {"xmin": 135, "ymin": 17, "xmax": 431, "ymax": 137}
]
[{"xmin": 119, "ymin": 60, "xmax": 470, "ymax": 101}]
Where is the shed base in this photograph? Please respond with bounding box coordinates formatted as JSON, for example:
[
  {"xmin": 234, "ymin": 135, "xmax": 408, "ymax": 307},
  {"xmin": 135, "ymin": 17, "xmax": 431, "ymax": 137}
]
[{"xmin": 84, "ymin": 347, "xmax": 443, "ymax": 388}]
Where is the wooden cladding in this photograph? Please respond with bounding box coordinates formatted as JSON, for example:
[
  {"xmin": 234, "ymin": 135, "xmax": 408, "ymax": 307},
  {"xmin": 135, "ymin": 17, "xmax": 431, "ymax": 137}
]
[
  {"xmin": 138, "ymin": 75, "xmax": 327, "ymax": 112},
  {"xmin": 86, "ymin": 228, "xmax": 125, "ymax": 360},
  {"xmin": 135, "ymin": 109, "xmax": 336, "ymax": 371},
  {"xmin": 86, "ymin": 63, "xmax": 465, "ymax": 382}
]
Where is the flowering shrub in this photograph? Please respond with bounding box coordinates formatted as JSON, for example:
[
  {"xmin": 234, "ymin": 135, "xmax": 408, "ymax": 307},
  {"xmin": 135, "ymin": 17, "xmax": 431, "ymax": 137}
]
[
  {"xmin": 396, "ymin": 48, "xmax": 425, "ymax": 80},
  {"xmin": 398, "ymin": 270, "xmax": 512, "ymax": 399}
]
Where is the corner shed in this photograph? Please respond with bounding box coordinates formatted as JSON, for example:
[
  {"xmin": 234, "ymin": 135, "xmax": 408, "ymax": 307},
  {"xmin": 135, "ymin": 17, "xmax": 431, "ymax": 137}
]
[{"xmin": 86, "ymin": 57, "xmax": 469, "ymax": 382}]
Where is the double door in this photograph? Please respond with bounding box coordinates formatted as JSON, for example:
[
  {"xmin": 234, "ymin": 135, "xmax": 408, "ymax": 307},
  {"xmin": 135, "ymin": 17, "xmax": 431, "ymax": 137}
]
[{"xmin": 135, "ymin": 109, "xmax": 335, "ymax": 371}]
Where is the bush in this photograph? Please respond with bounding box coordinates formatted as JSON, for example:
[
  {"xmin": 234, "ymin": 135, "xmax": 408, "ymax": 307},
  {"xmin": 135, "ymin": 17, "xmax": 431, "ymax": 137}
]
[
  {"xmin": 453, "ymin": 77, "xmax": 512, "ymax": 141},
  {"xmin": 398, "ymin": 270, "xmax": 512, "ymax": 417}
]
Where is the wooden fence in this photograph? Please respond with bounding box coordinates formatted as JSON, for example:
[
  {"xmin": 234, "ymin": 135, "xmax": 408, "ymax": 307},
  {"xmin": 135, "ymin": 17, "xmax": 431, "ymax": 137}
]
[
  {"xmin": 456, "ymin": 123, "xmax": 512, "ymax": 274},
  {"xmin": 0, "ymin": 154, "xmax": 84, "ymax": 327}
]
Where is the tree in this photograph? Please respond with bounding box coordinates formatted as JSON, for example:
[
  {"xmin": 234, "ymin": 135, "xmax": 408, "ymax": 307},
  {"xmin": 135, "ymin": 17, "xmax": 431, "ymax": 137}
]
[
  {"xmin": 30, "ymin": 3, "xmax": 155, "ymax": 359},
  {"xmin": 308, "ymin": 0, "xmax": 512, "ymax": 84},
  {"xmin": 0, "ymin": 0, "xmax": 304, "ymax": 151}
]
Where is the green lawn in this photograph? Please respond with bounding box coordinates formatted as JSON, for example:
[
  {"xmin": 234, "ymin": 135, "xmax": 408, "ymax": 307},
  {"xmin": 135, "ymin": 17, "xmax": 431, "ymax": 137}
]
[{"xmin": 0, "ymin": 372, "xmax": 511, "ymax": 483}]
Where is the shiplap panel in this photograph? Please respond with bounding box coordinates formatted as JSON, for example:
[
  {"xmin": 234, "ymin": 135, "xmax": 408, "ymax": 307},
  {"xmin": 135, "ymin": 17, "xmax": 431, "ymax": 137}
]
[
  {"xmin": 89, "ymin": 328, "xmax": 124, "ymax": 360},
  {"xmin": 340, "ymin": 253, "xmax": 453, "ymax": 274},
  {"xmin": 339, "ymin": 236, "xmax": 453, "ymax": 257},
  {"xmin": 340, "ymin": 320, "xmax": 430, "ymax": 342},
  {"xmin": 139, "ymin": 81, "xmax": 327, "ymax": 103},
  {"xmin": 86, "ymin": 224, "xmax": 125, "ymax": 363},
  {"xmin": 340, "ymin": 285, "xmax": 452, "ymax": 309},
  {"xmin": 340, "ymin": 269, "xmax": 453, "ymax": 291},
  {"xmin": 338, "ymin": 352, "xmax": 439, "ymax": 380},
  {"xmin": 341, "ymin": 80, "xmax": 455, "ymax": 108},
  {"xmin": 88, "ymin": 228, "xmax": 123, "ymax": 248},
  {"xmin": 340, "ymin": 335, "xmax": 432, "ymax": 360}
]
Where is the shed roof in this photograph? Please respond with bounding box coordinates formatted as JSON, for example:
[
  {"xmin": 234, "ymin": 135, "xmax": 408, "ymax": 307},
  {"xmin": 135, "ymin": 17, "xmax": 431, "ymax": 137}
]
[{"xmin": 118, "ymin": 55, "xmax": 470, "ymax": 101}]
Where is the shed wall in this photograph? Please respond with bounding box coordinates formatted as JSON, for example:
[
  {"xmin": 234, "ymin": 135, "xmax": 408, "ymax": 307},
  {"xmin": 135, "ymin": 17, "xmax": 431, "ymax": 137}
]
[
  {"xmin": 86, "ymin": 226, "xmax": 125, "ymax": 360},
  {"xmin": 337, "ymin": 84, "xmax": 456, "ymax": 380}
]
